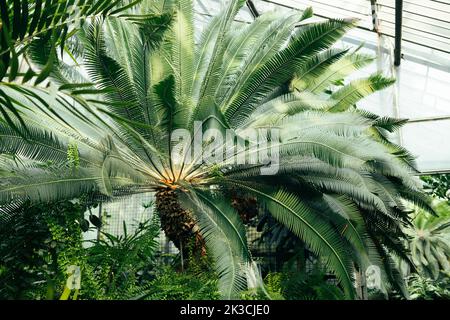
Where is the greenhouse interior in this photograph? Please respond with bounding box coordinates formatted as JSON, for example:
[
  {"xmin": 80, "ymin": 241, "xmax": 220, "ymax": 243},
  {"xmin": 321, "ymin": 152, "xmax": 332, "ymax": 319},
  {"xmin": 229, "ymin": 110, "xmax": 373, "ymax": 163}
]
[{"xmin": 0, "ymin": 0, "xmax": 449, "ymax": 304}]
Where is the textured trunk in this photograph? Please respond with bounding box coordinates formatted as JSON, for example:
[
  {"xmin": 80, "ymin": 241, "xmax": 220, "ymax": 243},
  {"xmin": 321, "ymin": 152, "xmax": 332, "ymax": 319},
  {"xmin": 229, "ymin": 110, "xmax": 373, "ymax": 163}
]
[
  {"xmin": 230, "ymin": 191, "xmax": 259, "ymax": 224},
  {"xmin": 155, "ymin": 188, "xmax": 205, "ymax": 261}
]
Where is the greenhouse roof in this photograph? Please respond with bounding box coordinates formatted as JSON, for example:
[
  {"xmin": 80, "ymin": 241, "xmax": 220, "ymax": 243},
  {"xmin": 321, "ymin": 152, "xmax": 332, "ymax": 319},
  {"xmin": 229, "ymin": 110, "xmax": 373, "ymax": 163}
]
[{"xmin": 196, "ymin": 0, "xmax": 450, "ymax": 174}]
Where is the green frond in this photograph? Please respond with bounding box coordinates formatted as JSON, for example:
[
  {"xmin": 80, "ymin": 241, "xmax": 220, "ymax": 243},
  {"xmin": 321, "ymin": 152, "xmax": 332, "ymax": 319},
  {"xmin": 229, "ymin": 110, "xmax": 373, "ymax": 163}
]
[
  {"xmin": 180, "ymin": 189, "xmax": 252, "ymax": 299},
  {"xmin": 298, "ymin": 52, "xmax": 375, "ymax": 94},
  {"xmin": 0, "ymin": 169, "xmax": 99, "ymax": 204},
  {"xmin": 278, "ymin": 110, "xmax": 373, "ymax": 138},
  {"xmin": 83, "ymin": 19, "xmax": 144, "ymax": 124},
  {"xmin": 291, "ymin": 48, "xmax": 349, "ymax": 92},
  {"xmin": 328, "ymin": 73, "xmax": 396, "ymax": 112},
  {"xmin": 222, "ymin": 180, "xmax": 355, "ymax": 298},
  {"xmin": 170, "ymin": 0, "xmax": 195, "ymax": 104},
  {"xmin": 223, "ymin": 19, "xmax": 357, "ymax": 127},
  {"xmin": 216, "ymin": 10, "xmax": 307, "ymax": 110},
  {"xmin": 0, "ymin": 120, "xmax": 100, "ymax": 167},
  {"xmin": 243, "ymin": 92, "xmax": 335, "ymax": 127},
  {"xmin": 191, "ymin": 0, "xmax": 246, "ymax": 126},
  {"xmin": 262, "ymin": 189, "xmax": 355, "ymax": 298},
  {"xmin": 299, "ymin": 172, "xmax": 388, "ymax": 214},
  {"xmin": 0, "ymin": 0, "xmax": 149, "ymax": 130},
  {"xmin": 214, "ymin": 11, "xmax": 284, "ymax": 105}
]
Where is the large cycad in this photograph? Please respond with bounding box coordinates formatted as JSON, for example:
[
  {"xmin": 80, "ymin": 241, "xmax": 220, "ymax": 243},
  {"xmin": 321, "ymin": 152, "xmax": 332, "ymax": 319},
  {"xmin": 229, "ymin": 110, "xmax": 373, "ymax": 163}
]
[{"xmin": 0, "ymin": 0, "xmax": 430, "ymax": 298}]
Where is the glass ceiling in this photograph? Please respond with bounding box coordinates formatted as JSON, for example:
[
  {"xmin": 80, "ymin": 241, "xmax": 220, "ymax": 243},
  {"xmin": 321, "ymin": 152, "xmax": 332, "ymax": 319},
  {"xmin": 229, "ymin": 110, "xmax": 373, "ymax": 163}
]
[{"xmin": 195, "ymin": 0, "xmax": 450, "ymax": 174}]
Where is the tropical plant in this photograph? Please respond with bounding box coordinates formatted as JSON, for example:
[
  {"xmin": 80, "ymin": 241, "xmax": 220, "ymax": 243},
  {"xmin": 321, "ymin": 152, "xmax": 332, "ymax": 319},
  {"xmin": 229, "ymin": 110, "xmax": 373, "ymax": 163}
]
[
  {"xmin": 256, "ymin": 212, "xmax": 311, "ymax": 271},
  {"xmin": 407, "ymin": 273, "xmax": 450, "ymax": 300},
  {"xmin": 421, "ymin": 174, "xmax": 450, "ymax": 202},
  {"xmin": 0, "ymin": 198, "xmax": 164, "ymax": 300},
  {"xmin": 401, "ymin": 201, "xmax": 450, "ymax": 279},
  {"xmin": 85, "ymin": 217, "xmax": 161, "ymax": 299},
  {"xmin": 126, "ymin": 265, "xmax": 220, "ymax": 300},
  {"xmin": 0, "ymin": 0, "xmax": 151, "ymax": 131},
  {"xmin": 279, "ymin": 262, "xmax": 346, "ymax": 300},
  {"xmin": 0, "ymin": 199, "xmax": 90, "ymax": 299},
  {"xmin": 0, "ymin": 0, "xmax": 430, "ymax": 299},
  {"xmin": 242, "ymin": 262, "xmax": 346, "ymax": 300}
]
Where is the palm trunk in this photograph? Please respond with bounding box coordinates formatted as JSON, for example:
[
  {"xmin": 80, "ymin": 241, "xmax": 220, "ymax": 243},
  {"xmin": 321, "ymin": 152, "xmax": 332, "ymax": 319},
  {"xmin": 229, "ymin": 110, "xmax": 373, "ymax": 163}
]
[
  {"xmin": 230, "ymin": 191, "xmax": 259, "ymax": 224},
  {"xmin": 155, "ymin": 188, "xmax": 205, "ymax": 262}
]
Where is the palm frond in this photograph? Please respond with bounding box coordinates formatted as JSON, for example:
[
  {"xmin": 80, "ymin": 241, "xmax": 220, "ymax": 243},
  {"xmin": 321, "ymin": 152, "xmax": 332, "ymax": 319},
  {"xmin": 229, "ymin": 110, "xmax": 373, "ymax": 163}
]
[
  {"xmin": 180, "ymin": 189, "xmax": 252, "ymax": 299},
  {"xmin": 221, "ymin": 180, "xmax": 355, "ymax": 298},
  {"xmin": 223, "ymin": 19, "xmax": 357, "ymax": 127},
  {"xmin": 328, "ymin": 74, "xmax": 395, "ymax": 112},
  {"xmin": 0, "ymin": 0, "xmax": 149, "ymax": 130},
  {"xmin": 296, "ymin": 51, "xmax": 375, "ymax": 94}
]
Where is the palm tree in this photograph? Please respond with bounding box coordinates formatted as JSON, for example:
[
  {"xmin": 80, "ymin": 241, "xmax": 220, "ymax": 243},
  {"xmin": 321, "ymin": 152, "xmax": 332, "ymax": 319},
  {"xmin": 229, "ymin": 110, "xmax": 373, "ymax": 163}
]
[
  {"xmin": 0, "ymin": 0, "xmax": 151, "ymax": 132},
  {"xmin": 0, "ymin": 0, "xmax": 431, "ymax": 298},
  {"xmin": 402, "ymin": 201, "xmax": 450, "ymax": 279}
]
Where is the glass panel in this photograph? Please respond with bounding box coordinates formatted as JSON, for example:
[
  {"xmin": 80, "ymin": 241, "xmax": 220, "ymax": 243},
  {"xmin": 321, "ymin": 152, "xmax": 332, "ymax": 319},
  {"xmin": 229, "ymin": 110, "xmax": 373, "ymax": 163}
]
[
  {"xmin": 254, "ymin": 0, "xmax": 373, "ymax": 28},
  {"xmin": 194, "ymin": 0, "xmax": 450, "ymax": 173},
  {"xmin": 401, "ymin": 120, "xmax": 450, "ymax": 172},
  {"xmin": 396, "ymin": 60, "xmax": 450, "ymax": 119},
  {"xmin": 378, "ymin": 0, "xmax": 450, "ymax": 53}
]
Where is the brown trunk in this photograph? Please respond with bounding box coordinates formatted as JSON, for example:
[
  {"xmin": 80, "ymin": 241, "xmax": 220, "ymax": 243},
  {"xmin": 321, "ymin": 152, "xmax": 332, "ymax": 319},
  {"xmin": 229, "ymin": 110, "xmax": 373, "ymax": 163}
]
[
  {"xmin": 155, "ymin": 188, "xmax": 206, "ymax": 261},
  {"xmin": 230, "ymin": 192, "xmax": 259, "ymax": 224}
]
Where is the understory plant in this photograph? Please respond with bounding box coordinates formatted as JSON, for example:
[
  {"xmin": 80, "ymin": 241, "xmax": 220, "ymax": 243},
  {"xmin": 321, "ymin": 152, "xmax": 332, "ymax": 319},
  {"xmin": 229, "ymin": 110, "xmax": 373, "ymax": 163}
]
[
  {"xmin": 0, "ymin": 198, "xmax": 164, "ymax": 300},
  {"xmin": 0, "ymin": 200, "xmax": 94, "ymax": 299},
  {"xmin": 0, "ymin": 0, "xmax": 432, "ymax": 299},
  {"xmin": 241, "ymin": 261, "xmax": 345, "ymax": 300},
  {"xmin": 401, "ymin": 200, "xmax": 450, "ymax": 279},
  {"xmin": 421, "ymin": 174, "xmax": 450, "ymax": 202},
  {"xmin": 407, "ymin": 273, "xmax": 450, "ymax": 300},
  {"xmin": 126, "ymin": 265, "xmax": 220, "ymax": 300},
  {"xmin": 85, "ymin": 217, "xmax": 161, "ymax": 299}
]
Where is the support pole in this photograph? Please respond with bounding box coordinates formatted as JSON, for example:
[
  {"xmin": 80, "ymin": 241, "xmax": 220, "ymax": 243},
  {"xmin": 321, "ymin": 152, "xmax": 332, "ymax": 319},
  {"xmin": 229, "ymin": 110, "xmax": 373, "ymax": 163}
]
[
  {"xmin": 394, "ymin": 0, "xmax": 403, "ymax": 66},
  {"xmin": 370, "ymin": 0, "xmax": 379, "ymax": 33},
  {"xmin": 246, "ymin": 0, "xmax": 260, "ymax": 18}
]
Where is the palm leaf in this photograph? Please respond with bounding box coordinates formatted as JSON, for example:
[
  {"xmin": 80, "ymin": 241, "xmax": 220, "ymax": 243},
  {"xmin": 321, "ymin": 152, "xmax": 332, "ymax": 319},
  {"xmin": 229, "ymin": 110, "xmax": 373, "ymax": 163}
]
[{"xmin": 180, "ymin": 189, "xmax": 252, "ymax": 299}]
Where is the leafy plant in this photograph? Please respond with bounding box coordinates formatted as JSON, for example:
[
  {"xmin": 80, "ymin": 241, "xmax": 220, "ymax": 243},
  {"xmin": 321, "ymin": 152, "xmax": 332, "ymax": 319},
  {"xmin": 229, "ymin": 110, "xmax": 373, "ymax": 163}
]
[
  {"xmin": 279, "ymin": 261, "xmax": 346, "ymax": 300},
  {"xmin": 0, "ymin": 0, "xmax": 152, "ymax": 131},
  {"xmin": 0, "ymin": 0, "xmax": 428, "ymax": 299},
  {"xmin": 407, "ymin": 273, "xmax": 450, "ymax": 300},
  {"xmin": 421, "ymin": 174, "xmax": 450, "ymax": 202},
  {"xmin": 0, "ymin": 198, "xmax": 162, "ymax": 300},
  {"xmin": 0, "ymin": 199, "xmax": 88, "ymax": 299},
  {"xmin": 126, "ymin": 266, "xmax": 220, "ymax": 300},
  {"xmin": 241, "ymin": 262, "xmax": 345, "ymax": 300},
  {"xmin": 402, "ymin": 201, "xmax": 450, "ymax": 279},
  {"xmin": 85, "ymin": 217, "xmax": 161, "ymax": 299}
]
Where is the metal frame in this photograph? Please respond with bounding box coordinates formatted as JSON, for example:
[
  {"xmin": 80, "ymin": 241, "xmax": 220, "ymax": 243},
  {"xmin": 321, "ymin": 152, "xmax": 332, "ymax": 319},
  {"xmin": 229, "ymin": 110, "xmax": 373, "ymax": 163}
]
[
  {"xmin": 221, "ymin": 0, "xmax": 450, "ymax": 175},
  {"xmin": 407, "ymin": 115, "xmax": 450, "ymax": 124},
  {"xmin": 394, "ymin": 0, "xmax": 403, "ymax": 66},
  {"xmin": 370, "ymin": 0, "xmax": 380, "ymax": 33},
  {"xmin": 246, "ymin": 0, "xmax": 260, "ymax": 18}
]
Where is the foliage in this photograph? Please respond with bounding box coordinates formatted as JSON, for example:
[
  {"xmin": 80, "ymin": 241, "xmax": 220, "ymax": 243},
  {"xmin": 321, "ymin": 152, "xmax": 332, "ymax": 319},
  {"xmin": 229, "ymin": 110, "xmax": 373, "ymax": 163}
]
[
  {"xmin": 0, "ymin": 199, "xmax": 88, "ymax": 299},
  {"xmin": 0, "ymin": 0, "xmax": 151, "ymax": 131},
  {"xmin": 126, "ymin": 266, "xmax": 220, "ymax": 300},
  {"xmin": 0, "ymin": 198, "xmax": 164, "ymax": 300},
  {"xmin": 240, "ymin": 272, "xmax": 284, "ymax": 300},
  {"xmin": 84, "ymin": 216, "xmax": 161, "ymax": 299},
  {"xmin": 0, "ymin": 0, "xmax": 428, "ymax": 299},
  {"xmin": 241, "ymin": 262, "xmax": 345, "ymax": 300},
  {"xmin": 407, "ymin": 273, "xmax": 450, "ymax": 300},
  {"xmin": 278, "ymin": 262, "xmax": 346, "ymax": 300},
  {"xmin": 401, "ymin": 200, "xmax": 450, "ymax": 279},
  {"xmin": 421, "ymin": 174, "xmax": 450, "ymax": 201}
]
